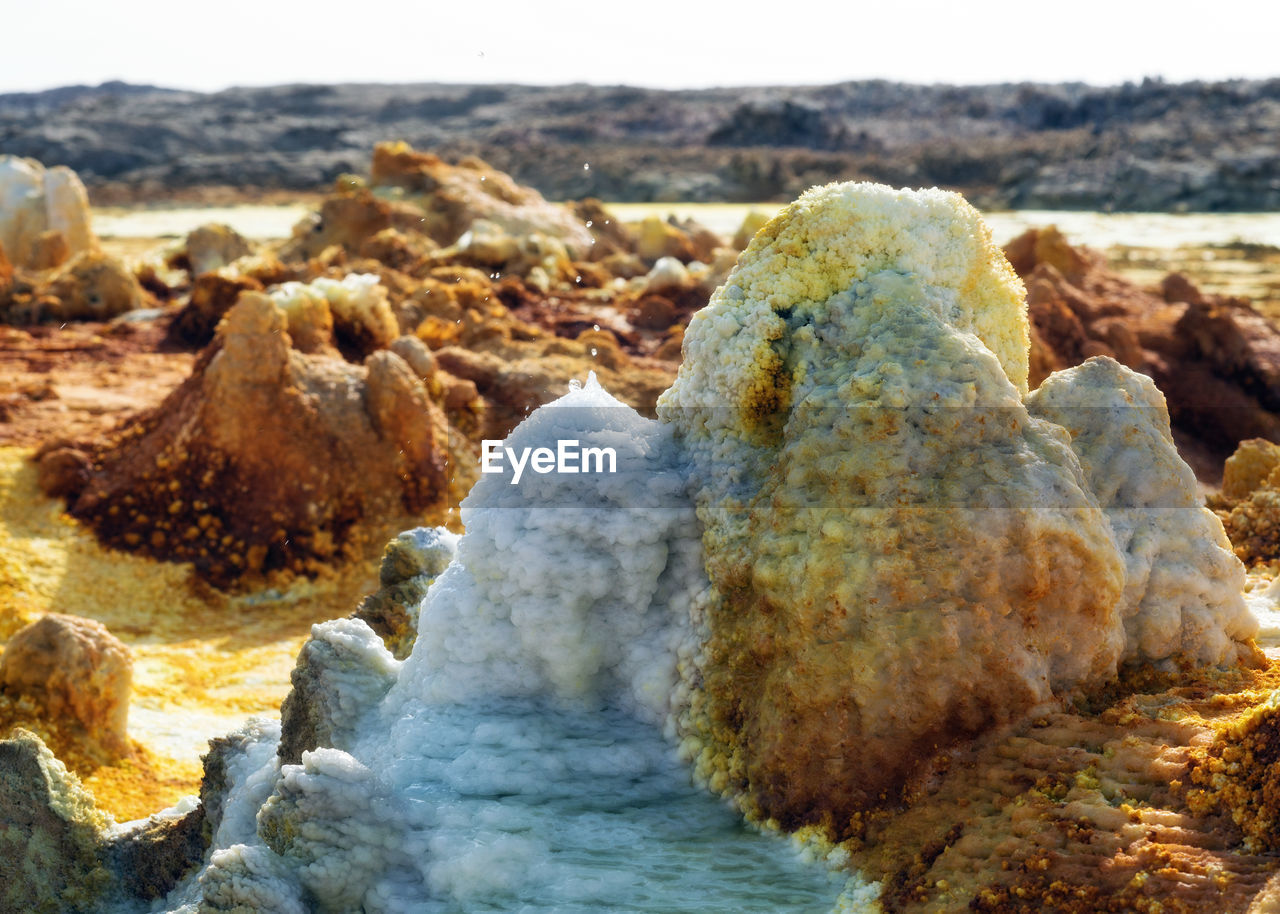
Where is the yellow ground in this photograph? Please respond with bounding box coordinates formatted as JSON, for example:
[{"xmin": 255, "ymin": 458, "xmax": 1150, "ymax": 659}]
[{"xmin": 0, "ymin": 445, "xmax": 398, "ymax": 822}]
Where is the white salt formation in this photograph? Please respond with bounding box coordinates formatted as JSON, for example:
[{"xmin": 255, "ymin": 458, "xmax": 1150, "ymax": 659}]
[
  {"xmin": 141, "ymin": 182, "xmax": 1258, "ymax": 914},
  {"xmin": 397, "ymin": 373, "xmax": 704, "ymax": 722},
  {"xmin": 266, "ymin": 273, "xmax": 400, "ymax": 356},
  {"xmin": 0, "ymin": 155, "xmax": 94, "ymax": 268},
  {"xmin": 1026, "ymin": 357, "xmax": 1258, "ymax": 664},
  {"xmin": 160, "ymin": 377, "xmax": 841, "ymax": 913}
]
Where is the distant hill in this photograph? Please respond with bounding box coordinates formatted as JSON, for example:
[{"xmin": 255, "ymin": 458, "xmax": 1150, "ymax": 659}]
[{"xmin": 2, "ymin": 78, "xmax": 1279, "ymax": 211}]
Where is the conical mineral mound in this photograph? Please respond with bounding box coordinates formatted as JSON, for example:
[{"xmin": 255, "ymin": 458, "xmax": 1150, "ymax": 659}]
[{"xmin": 661, "ymin": 182, "xmax": 1183, "ymax": 838}]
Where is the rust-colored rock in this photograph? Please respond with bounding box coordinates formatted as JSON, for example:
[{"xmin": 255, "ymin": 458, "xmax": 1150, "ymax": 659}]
[
  {"xmin": 53, "ymin": 294, "xmax": 450, "ymax": 584},
  {"xmin": 1222, "ymin": 438, "xmax": 1280, "ymax": 501},
  {"xmin": 370, "ymin": 142, "xmax": 594, "ymax": 256},
  {"xmin": 168, "ymin": 272, "xmax": 264, "ymax": 346},
  {"xmin": 0, "ymin": 240, "xmax": 12, "ymax": 295},
  {"xmin": 570, "ymin": 198, "xmax": 636, "ymax": 259},
  {"xmin": 27, "ymin": 229, "xmax": 71, "ymax": 271},
  {"xmin": 1177, "ymin": 296, "xmax": 1280, "ymax": 413},
  {"xmin": 357, "ymin": 227, "xmax": 438, "ymax": 272},
  {"xmin": 0, "ymin": 614, "xmax": 132, "ymax": 756},
  {"xmin": 1190, "ymin": 691, "xmax": 1280, "ymax": 853},
  {"xmin": 1209, "ymin": 438, "xmax": 1280, "ymax": 566},
  {"xmin": 35, "ymin": 444, "xmax": 93, "ymax": 500},
  {"xmin": 44, "ymin": 251, "xmax": 145, "ymax": 321},
  {"xmin": 1005, "ymin": 228, "xmax": 1280, "ymax": 466},
  {"xmin": 280, "ymin": 188, "xmax": 403, "ymax": 261}
]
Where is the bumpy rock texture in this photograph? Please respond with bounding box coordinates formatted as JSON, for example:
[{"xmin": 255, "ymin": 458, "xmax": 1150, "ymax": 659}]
[
  {"xmin": 0, "ymin": 156, "xmax": 147, "ymax": 324},
  {"xmin": 0, "ymin": 730, "xmax": 114, "ymax": 914},
  {"xmin": 45, "ymin": 294, "xmax": 450, "ymax": 583},
  {"xmin": 353, "ymin": 526, "xmax": 457, "ymax": 658},
  {"xmin": 1026, "ymin": 358, "xmax": 1257, "ymax": 665},
  {"xmin": 276, "ymin": 618, "xmax": 400, "ymax": 765},
  {"xmin": 659, "ymin": 182, "xmax": 1257, "ymax": 838},
  {"xmin": 0, "ymin": 613, "xmax": 133, "ymax": 756},
  {"xmin": 369, "ymin": 141, "xmax": 595, "ymax": 256},
  {"xmin": 1191, "ymin": 688, "xmax": 1280, "ymax": 854},
  {"xmin": 1213, "ymin": 438, "xmax": 1280, "ymax": 567}
]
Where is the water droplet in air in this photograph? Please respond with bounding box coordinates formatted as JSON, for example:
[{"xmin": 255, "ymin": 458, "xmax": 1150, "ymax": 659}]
[
  {"xmin": 583, "ymin": 163, "xmax": 590, "ymax": 170},
  {"xmin": 585, "ymin": 220, "xmax": 593, "ymax": 228},
  {"xmin": 590, "ymin": 348, "xmax": 598, "ymax": 356},
  {"xmin": 593, "ymin": 324, "xmax": 600, "ymax": 331}
]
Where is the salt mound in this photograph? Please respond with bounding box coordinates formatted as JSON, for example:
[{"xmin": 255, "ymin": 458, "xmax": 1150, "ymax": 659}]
[
  {"xmin": 397, "ymin": 372, "xmax": 704, "ymax": 722},
  {"xmin": 0, "ymin": 155, "xmax": 94, "ymax": 269},
  {"xmin": 1026, "ymin": 356, "xmax": 1257, "ymax": 664},
  {"xmin": 659, "ymin": 182, "xmax": 1256, "ymax": 836},
  {"xmin": 663, "ymin": 262, "xmax": 1125, "ymax": 835},
  {"xmin": 165, "ymin": 377, "xmax": 844, "ymax": 912}
]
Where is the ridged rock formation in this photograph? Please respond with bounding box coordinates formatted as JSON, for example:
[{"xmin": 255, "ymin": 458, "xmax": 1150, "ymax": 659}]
[
  {"xmin": 0, "ymin": 614, "xmax": 133, "ymax": 757},
  {"xmin": 44, "ymin": 293, "xmax": 449, "ymax": 583}
]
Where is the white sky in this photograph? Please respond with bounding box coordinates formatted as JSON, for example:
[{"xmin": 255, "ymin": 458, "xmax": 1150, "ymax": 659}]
[{"xmin": 2, "ymin": 0, "xmax": 1277, "ymax": 93}]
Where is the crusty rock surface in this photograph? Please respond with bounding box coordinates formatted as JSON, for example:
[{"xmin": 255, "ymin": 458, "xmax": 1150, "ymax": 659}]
[
  {"xmin": 0, "ymin": 157, "xmax": 148, "ymax": 324},
  {"xmin": 353, "ymin": 526, "xmax": 457, "ymax": 658},
  {"xmin": 1214, "ymin": 438, "xmax": 1280, "ymax": 567},
  {"xmin": 2, "ymin": 249, "xmax": 145, "ymax": 323},
  {"xmin": 0, "ymin": 613, "xmax": 133, "ymax": 756},
  {"xmin": 276, "ymin": 618, "xmax": 399, "ymax": 765},
  {"xmin": 1191, "ymin": 688, "xmax": 1280, "ymax": 854},
  {"xmin": 1027, "ymin": 357, "xmax": 1258, "ymax": 665},
  {"xmin": 661, "ymin": 183, "xmax": 1259, "ymax": 839},
  {"xmin": 370, "ymin": 141, "xmax": 595, "ymax": 257},
  {"xmin": 178, "ymin": 223, "xmax": 254, "ymax": 277},
  {"xmin": 661, "ymin": 184, "xmax": 1126, "ymax": 836},
  {"xmin": 267, "ymin": 273, "xmax": 399, "ymax": 358},
  {"xmin": 47, "ymin": 294, "xmax": 450, "ymax": 583},
  {"xmin": 0, "ymin": 730, "xmax": 114, "ymax": 914}
]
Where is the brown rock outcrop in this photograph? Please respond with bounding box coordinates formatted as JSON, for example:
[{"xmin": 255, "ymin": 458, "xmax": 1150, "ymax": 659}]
[
  {"xmin": 169, "ymin": 272, "xmax": 264, "ymax": 345},
  {"xmin": 2, "ymin": 249, "xmax": 145, "ymax": 324},
  {"xmin": 279, "ymin": 186, "xmax": 429, "ymax": 261},
  {"xmin": 0, "ymin": 614, "xmax": 132, "ymax": 757},
  {"xmin": 354, "ymin": 526, "xmax": 456, "ymax": 659},
  {"xmin": 175, "ymin": 223, "xmax": 254, "ymax": 277},
  {"xmin": 1009, "ymin": 228, "xmax": 1280, "ymax": 466},
  {"xmin": 370, "ymin": 141, "xmax": 594, "ymax": 256},
  {"xmin": 46, "ymin": 294, "xmax": 450, "ymax": 584},
  {"xmin": 1214, "ymin": 438, "xmax": 1280, "ymax": 566}
]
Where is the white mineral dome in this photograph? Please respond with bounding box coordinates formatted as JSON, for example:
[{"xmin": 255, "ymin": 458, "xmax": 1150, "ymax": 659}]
[{"xmin": 0, "ymin": 155, "xmax": 95, "ymax": 268}]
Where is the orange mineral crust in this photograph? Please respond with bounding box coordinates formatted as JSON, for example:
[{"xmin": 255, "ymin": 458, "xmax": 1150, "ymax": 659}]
[
  {"xmin": 835, "ymin": 662, "xmax": 1280, "ymax": 912},
  {"xmin": 0, "ymin": 445, "xmax": 400, "ymax": 820}
]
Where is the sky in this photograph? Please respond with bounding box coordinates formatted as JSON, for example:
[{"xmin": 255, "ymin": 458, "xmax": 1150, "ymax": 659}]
[{"xmin": 2, "ymin": 0, "xmax": 1277, "ymax": 93}]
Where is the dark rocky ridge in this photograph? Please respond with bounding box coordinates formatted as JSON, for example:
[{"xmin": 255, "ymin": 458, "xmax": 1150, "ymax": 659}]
[{"xmin": 2, "ymin": 78, "xmax": 1279, "ymax": 210}]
